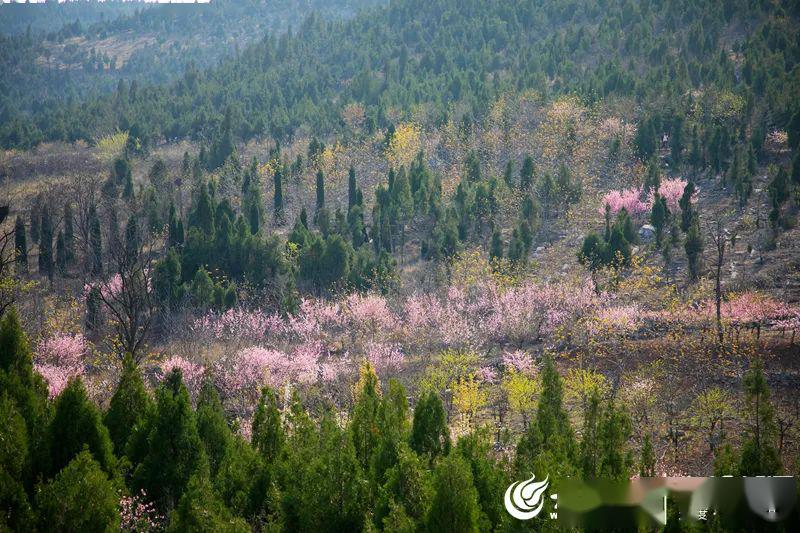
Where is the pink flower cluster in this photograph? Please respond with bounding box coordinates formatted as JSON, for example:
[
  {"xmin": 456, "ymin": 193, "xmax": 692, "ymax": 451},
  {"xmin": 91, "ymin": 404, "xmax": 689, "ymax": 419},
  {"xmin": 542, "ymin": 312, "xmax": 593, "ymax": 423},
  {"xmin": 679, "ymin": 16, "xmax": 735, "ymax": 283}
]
[
  {"xmin": 191, "ymin": 308, "xmax": 285, "ymax": 344},
  {"xmin": 34, "ymin": 333, "xmax": 87, "ymax": 398},
  {"xmin": 120, "ymin": 490, "xmax": 165, "ymax": 532},
  {"xmin": 365, "ymin": 342, "xmax": 405, "ymax": 373},
  {"xmin": 159, "ymin": 356, "xmax": 205, "ymax": 397},
  {"xmin": 502, "ymin": 350, "xmax": 536, "ymax": 374},
  {"xmin": 600, "ymin": 178, "xmax": 695, "ymax": 216}
]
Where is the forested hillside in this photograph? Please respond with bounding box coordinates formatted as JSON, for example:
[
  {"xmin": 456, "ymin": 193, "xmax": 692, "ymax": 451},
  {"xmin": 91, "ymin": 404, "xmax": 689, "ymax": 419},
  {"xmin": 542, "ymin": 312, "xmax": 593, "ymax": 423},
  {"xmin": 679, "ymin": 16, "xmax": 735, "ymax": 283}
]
[
  {"xmin": 0, "ymin": 0, "xmax": 385, "ymax": 126},
  {"xmin": 1, "ymin": 0, "xmax": 800, "ymax": 531}
]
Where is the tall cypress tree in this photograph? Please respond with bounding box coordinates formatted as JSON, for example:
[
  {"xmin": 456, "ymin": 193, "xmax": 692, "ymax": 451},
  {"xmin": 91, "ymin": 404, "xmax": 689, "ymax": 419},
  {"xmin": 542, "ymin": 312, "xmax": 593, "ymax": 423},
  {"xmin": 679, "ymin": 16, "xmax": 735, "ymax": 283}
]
[
  {"xmin": 89, "ymin": 207, "xmax": 103, "ymax": 276},
  {"xmin": 273, "ymin": 165, "xmax": 284, "ymax": 220},
  {"xmin": 739, "ymin": 360, "xmax": 781, "ymax": 475},
  {"xmin": 14, "ymin": 216, "xmax": 27, "ymax": 273},
  {"xmin": 348, "ymin": 166, "xmax": 357, "ymax": 210},
  {"xmin": 195, "ymin": 381, "xmax": 233, "ymax": 478},
  {"xmin": 105, "ymin": 354, "xmax": 152, "ymax": 455},
  {"xmin": 251, "ymin": 387, "xmax": 284, "ymax": 466},
  {"xmin": 351, "ymin": 363, "xmax": 381, "ymax": 470},
  {"xmin": 190, "ymin": 181, "xmax": 215, "ymax": 236},
  {"xmin": 63, "ymin": 202, "xmax": 75, "ymax": 267},
  {"xmin": 38, "ymin": 206, "xmax": 53, "ymax": 279},
  {"xmin": 315, "ymin": 169, "xmax": 325, "ymax": 211},
  {"xmin": 685, "ymin": 215, "xmax": 703, "ymax": 281},
  {"xmin": 426, "ymin": 454, "xmax": 482, "ymax": 533},
  {"xmin": 409, "ymin": 391, "xmax": 450, "ymax": 461},
  {"xmin": 133, "ymin": 368, "xmax": 208, "ymax": 511},
  {"xmin": 520, "ymin": 155, "xmax": 535, "ymax": 190},
  {"xmin": 46, "ymin": 378, "xmax": 116, "ymax": 477},
  {"xmin": 55, "ymin": 230, "xmax": 66, "ymax": 274}
]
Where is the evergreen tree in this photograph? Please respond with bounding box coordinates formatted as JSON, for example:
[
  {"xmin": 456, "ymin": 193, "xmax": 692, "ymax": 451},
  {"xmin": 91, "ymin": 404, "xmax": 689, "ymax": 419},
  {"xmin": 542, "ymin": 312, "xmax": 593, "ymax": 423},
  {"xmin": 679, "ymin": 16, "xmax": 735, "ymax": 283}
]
[
  {"xmin": 55, "ymin": 231, "xmax": 66, "ymax": 274},
  {"xmin": 464, "ymin": 150, "xmax": 481, "ymax": 183},
  {"xmin": 456, "ymin": 431, "xmax": 507, "ymax": 530},
  {"xmin": 190, "ymin": 181, "xmax": 215, "ymax": 236},
  {"xmin": 168, "ymin": 203, "xmax": 184, "ymax": 248},
  {"xmin": 515, "ymin": 355, "xmax": 577, "ymax": 479},
  {"xmin": 29, "ymin": 200, "xmax": 41, "ymax": 245},
  {"xmin": 409, "ymin": 391, "xmax": 450, "ymax": 461},
  {"xmin": 63, "ymin": 203, "xmax": 75, "ymax": 266},
  {"xmin": 348, "ymin": 166, "xmax": 358, "ymax": 210},
  {"xmin": 133, "ymin": 368, "xmax": 208, "ymax": 511},
  {"xmin": 38, "ymin": 205, "xmax": 53, "ymax": 278},
  {"xmin": 35, "ymin": 451, "xmax": 120, "ymax": 532},
  {"xmin": 273, "ymin": 165, "xmax": 284, "ymax": 219},
  {"xmin": 195, "ymin": 381, "xmax": 233, "ymax": 478},
  {"xmin": 598, "ymin": 401, "xmax": 633, "ymax": 479},
  {"xmin": 685, "ymin": 215, "xmax": 703, "ymax": 281},
  {"xmin": 739, "ymin": 360, "xmax": 781, "ymax": 475},
  {"xmin": 168, "ymin": 464, "xmax": 248, "ymax": 533},
  {"xmin": 679, "ymin": 181, "xmax": 696, "ymax": 232},
  {"xmin": 0, "ymin": 393, "xmax": 35, "ymax": 530},
  {"xmin": 489, "ymin": 230, "xmax": 503, "ymax": 262},
  {"xmin": 351, "ymin": 363, "xmax": 381, "ymax": 471},
  {"xmin": 316, "ymin": 169, "xmax": 325, "ymax": 211},
  {"xmin": 639, "ymin": 434, "xmax": 655, "ymax": 477},
  {"xmin": 46, "ymin": 378, "xmax": 116, "ymax": 477},
  {"xmin": 791, "ymin": 151, "xmax": 800, "ymax": 187},
  {"xmin": 89, "ymin": 207, "xmax": 103, "ymax": 276},
  {"xmin": 426, "ymin": 454, "xmax": 482, "ymax": 533},
  {"xmin": 650, "ymin": 194, "xmax": 668, "ymax": 246},
  {"xmin": 519, "ymin": 155, "xmax": 535, "ymax": 190},
  {"xmin": 14, "ymin": 216, "xmax": 27, "ymax": 273},
  {"xmin": 371, "ymin": 379, "xmax": 410, "ymax": 486},
  {"xmin": 251, "ymin": 387, "xmax": 284, "ymax": 465},
  {"xmin": 105, "ymin": 354, "xmax": 152, "ymax": 455}
]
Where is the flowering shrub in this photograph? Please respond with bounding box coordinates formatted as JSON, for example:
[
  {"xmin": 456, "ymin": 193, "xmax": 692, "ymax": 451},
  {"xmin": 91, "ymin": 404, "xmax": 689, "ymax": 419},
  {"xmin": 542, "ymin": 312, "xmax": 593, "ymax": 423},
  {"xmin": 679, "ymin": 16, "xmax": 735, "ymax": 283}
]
[
  {"xmin": 35, "ymin": 333, "xmax": 87, "ymax": 398},
  {"xmin": 119, "ymin": 490, "xmax": 165, "ymax": 531},
  {"xmin": 159, "ymin": 356, "xmax": 205, "ymax": 398},
  {"xmin": 600, "ymin": 178, "xmax": 695, "ymax": 216}
]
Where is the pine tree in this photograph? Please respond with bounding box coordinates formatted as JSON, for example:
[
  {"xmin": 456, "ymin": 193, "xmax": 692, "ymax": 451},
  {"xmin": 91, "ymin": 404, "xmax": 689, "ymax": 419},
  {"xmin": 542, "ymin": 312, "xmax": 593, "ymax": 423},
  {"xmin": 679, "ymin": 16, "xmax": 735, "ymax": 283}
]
[
  {"xmin": 167, "ymin": 463, "xmax": 248, "ymax": 533},
  {"xmin": 14, "ymin": 216, "xmax": 27, "ymax": 273},
  {"xmin": 0, "ymin": 394, "xmax": 35, "ymax": 529},
  {"xmin": 348, "ymin": 166, "xmax": 358, "ymax": 210},
  {"xmin": 455, "ymin": 431, "xmax": 508, "ymax": 530},
  {"xmin": 105, "ymin": 354, "xmax": 152, "ymax": 455},
  {"xmin": 316, "ymin": 169, "xmax": 325, "ymax": 211},
  {"xmin": 679, "ymin": 181, "xmax": 696, "ymax": 232},
  {"xmin": 251, "ymin": 387, "xmax": 284, "ymax": 465},
  {"xmin": 639, "ymin": 434, "xmax": 655, "ymax": 476},
  {"xmin": 190, "ymin": 181, "xmax": 215, "ymax": 236},
  {"xmin": 133, "ymin": 368, "xmax": 208, "ymax": 511},
  {"xmin": 409, "ymin": 391, "xmax": 450, "ymax": 461},
  {"xmin": 46, "ymin": 378, "xmax": 116, "ymax": 477},
  {"xmin": 63, "ymin": 203, "xmax": 75, "ymax": 266},
  {"xmin": 598, "ymin": 400, "xmax": 633, "ymax": 479},
  {"xmin": 739, "ymin": 360, "xmax": 781, "ymax": 475},
  {"xmin": 519, "ymin": 156, "xmax": 535, "ymax": 190},
  {"xmin": 515, "ymin": 355, "xmax": 577, "ymax": 479},
  {"xmin": 35, "ymin": 451, "xmax": 120, "ymax": 532},
  {"xmin": 89, "ymin": 207, "xmax": 103, "ymax": 276},
  {"xmin": 685, "ymin": 215, "xmax": 703, "ymax": 281},
  {"xmin": 489, "ymin": 230, "xmax": 503, "ymax": 262},
  {"xmin": 426, "ymin": 454, "xmax": 482, "ymax": 533},
  {"xmin": 55, "ymin": 230, "xmax": 66, "ymax": 274},
  {"xmin": 38, "ymin": 205, "xmax": 53, "ymax": 279},
  {"xmin": 196, "ymin": 381, "xmax": 233, "ymax": 478},
  {"xmin": 650, "ymin": 194, "xmax": 668, "ymax": 246},
  {"xmin": 351, "ymin": 363, "xmax": 382, "ymax": 470},
  {"xmin": 273, "ymin": 165, "xmax": 284, "ymax": 219},
  {"xmin": 791, "ymin": 151, "xmax": 800, "ymax": 187},
  {"xmin": 371, "ymin": 379, "xmax": 410, "ymax": 486}
]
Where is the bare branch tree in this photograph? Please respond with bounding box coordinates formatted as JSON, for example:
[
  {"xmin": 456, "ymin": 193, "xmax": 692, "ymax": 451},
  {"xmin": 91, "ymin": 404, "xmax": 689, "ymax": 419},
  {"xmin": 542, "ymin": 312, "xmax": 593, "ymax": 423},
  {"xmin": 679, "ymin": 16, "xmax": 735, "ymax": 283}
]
[
  {"xmin": 90, "ymin": 215, "xmax": 157, "ymax": 363},
  {"xmin": 705, "ymin": 212, "xmax": 731, "ymax": 351}
]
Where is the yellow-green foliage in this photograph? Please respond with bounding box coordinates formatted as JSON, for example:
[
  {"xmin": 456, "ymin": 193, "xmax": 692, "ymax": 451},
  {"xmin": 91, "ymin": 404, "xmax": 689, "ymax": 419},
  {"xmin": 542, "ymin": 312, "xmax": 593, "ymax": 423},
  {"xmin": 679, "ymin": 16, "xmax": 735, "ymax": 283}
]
[{"xmin": 95, "ymin": 131, "xmax": 129, "ymax": 163}]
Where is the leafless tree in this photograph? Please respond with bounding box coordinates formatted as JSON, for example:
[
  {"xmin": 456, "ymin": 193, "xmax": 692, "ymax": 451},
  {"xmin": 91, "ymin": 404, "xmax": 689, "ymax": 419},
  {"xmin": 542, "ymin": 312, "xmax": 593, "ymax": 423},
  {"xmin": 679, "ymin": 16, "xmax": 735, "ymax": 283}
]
[
  {"xmin": 706, "ymin": 213, "xmax": 731, "ymax": 349},
  {"xmin": 0, "ymin": 204, "xmax": 16, "ymax": 316},
  {"xmin": 68, "ymin": 172, "xmax": 103, "ymax": 268},
  {"xmin": 91, "ymin": 216, "xmax": 157, "ymax": 363}
]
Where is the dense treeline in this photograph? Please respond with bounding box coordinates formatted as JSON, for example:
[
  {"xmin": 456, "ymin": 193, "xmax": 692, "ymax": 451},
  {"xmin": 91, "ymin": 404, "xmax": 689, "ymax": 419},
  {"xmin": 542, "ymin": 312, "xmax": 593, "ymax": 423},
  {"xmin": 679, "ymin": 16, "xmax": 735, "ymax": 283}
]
[
  {"xmin": 0, "ymin": 308, "xmax": 789, "ymax": 531},
  {"xmin": 2, "ymin": 0, "xmax": 799, "ymax": 150},
  {"xmin": 0, "ymin": 0, "xmax": 385, "ymax": 128}
]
